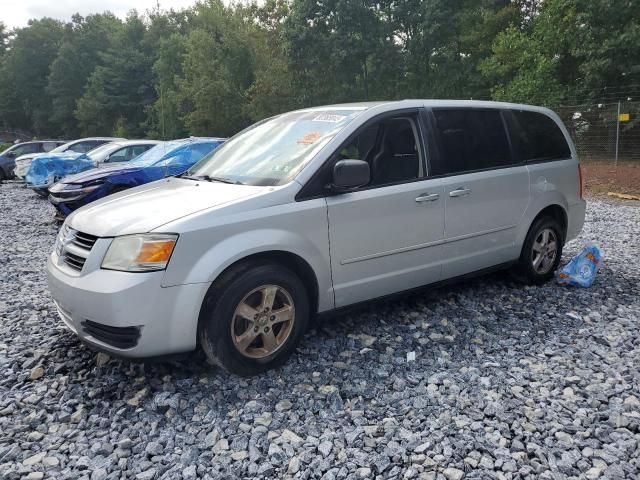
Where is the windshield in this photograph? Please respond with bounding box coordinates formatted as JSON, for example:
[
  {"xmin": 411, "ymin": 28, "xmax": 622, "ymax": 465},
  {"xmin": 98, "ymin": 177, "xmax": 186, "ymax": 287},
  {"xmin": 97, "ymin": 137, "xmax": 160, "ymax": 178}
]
[
  {"xmin": 187, "ymin": 109, "xmax": 361, "ymax": 186},
  {"xmin": 129, "ymin": 141, "xmax": 183, "ymax": 166},
  {"xmin": 86, "ymin": 143, "xmax": 117, "ymax": 161}
]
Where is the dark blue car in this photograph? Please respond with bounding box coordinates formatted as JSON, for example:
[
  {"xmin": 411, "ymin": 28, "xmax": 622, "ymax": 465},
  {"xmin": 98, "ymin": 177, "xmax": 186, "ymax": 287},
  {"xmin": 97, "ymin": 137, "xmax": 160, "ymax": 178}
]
[{"xmin": 48, "ymin": 137, "xmax": 225, "ymax": 216}]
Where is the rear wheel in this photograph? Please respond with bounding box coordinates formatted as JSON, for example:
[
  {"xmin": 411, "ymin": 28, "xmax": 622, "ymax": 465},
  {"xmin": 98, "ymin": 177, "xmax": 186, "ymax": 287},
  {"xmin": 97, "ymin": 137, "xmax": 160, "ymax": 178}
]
[
  {"xmin": 515, "ymin": 216, "xmax": 564, "ymax": 284},
  {"xmin": 198, "ymin": 262, "xmax": 309, "ymax": 375}
]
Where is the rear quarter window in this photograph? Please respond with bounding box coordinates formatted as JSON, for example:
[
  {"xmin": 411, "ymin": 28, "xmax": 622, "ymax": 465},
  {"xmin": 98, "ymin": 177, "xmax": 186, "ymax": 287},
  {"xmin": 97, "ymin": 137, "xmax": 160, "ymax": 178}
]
[{"xmin": 508, "ymin": 110, "xmax": 571, "ymax": 162}]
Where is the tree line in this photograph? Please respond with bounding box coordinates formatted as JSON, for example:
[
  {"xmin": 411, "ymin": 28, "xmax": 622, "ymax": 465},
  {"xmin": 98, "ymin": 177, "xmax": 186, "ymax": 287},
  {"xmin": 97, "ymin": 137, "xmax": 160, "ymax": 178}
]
[{"xmin": 0, "ymin": 0, "xmax": 638, "ymax": 139}]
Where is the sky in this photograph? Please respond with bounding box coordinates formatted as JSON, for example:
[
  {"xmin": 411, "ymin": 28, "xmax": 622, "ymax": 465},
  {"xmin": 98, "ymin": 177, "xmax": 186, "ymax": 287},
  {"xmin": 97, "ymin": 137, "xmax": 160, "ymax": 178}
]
[{"xmin": 1, "ymin": 0, "xmax": 202, "ymax": 29}]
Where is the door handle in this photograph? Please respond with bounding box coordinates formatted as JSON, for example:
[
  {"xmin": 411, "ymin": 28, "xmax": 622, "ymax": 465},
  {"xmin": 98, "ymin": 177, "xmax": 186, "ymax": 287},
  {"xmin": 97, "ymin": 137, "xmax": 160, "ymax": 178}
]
[
  {"xmin": 449, "ymin": 187, "xmax": 471, "ymax": 197},
  {"xmin": 415, "ymin": 193, "xmax": 439, "ymax": 203}
]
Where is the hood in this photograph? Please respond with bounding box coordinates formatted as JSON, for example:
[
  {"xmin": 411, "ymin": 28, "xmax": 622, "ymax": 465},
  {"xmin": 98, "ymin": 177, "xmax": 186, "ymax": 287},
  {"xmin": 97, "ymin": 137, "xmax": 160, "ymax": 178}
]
[
  {"xmin": 37, "ymin": 151, "xmax": 83, "ymax": 162},
  {"xmin": 67, "ymin": 178, "xmax": 267, "ymax": 237},
  {"xmin": 61, "ymin": 164, "xmax": 143, "ymax": 184},
  {"xmin": 15, "ymin": 153, "xmax": 39, "ymax": 163}
]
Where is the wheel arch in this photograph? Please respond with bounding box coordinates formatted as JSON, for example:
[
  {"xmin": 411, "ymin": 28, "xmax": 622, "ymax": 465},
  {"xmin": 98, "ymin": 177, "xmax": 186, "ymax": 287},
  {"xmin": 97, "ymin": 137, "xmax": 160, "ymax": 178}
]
[
  {"xmin": 517, "ymin": 190, "xmax": 570, "ymax": 249},
  {"xmin": 200, "ymin": 249, "xmax": 321, "ymax": 317},
  {"xmin": 530, "ymin": 204, "xmax": 568, "ymax": 242}
]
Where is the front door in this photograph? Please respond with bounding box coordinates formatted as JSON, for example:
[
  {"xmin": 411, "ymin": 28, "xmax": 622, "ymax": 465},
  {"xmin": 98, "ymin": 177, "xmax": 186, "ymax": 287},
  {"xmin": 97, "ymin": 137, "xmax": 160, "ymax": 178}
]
[{"xmin": 325, "ymin": 113, "xmax": 445, "ymax": 307}]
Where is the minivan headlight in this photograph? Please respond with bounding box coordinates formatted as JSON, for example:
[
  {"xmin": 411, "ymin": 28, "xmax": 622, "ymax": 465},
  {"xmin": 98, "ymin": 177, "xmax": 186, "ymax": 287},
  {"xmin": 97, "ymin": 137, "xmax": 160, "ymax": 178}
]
[{"xmin": 101, "ymin": 234, "xmax": 178, "ymax": 272}]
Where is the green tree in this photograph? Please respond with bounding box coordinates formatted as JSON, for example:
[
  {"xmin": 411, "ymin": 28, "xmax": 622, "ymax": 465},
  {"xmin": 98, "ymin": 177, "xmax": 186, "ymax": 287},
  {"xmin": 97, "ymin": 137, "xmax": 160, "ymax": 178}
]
[
  {"xmin": 75, "ymin": 13, "xmax": 155, "ymax": 136},
  {"xmin": 481, "ymin": 0, "xmax": 640, "ymax": 106},
  {"xmin": 0, "ymin": 18, "xmax": 64, "ymax": 134},
  {"xmin": 0, "ymin": 22, "xmax": 8, "ymax": 57},
  {"xmin": 47, "ymin": 13, "xmax": 121, "ymax": 137},
  {"xmin": 176, "ymin": 1, "xmax": 255, "ymax": 136},
  {"xmin": 480, "ymin": 26, "xmax": 566, "ymax": 105},
  {"xmin": 399, "ymin": 0, "xmax": 518, "ymax": 99},
  {"xmin": 285, "ymin": 0, "xmax": 403, "ymax": 105},
  {"xmin": 244, "ymin": 0, "xmax": 299, "ymax": 120},
  {"xmin": 146, "ymin": 33, "xmax": 189, "ymax": 139}
]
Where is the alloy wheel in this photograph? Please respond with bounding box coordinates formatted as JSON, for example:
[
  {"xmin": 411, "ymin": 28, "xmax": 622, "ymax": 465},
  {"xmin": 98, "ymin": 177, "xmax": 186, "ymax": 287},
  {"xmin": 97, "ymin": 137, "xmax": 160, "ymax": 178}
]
[
  {"xmin": 231, "ymin": 284, "xmax": 295, "ymax": 359},
  {"xmin": 531, "ymin": 228, "xmax": 558, "ymax": 275}
]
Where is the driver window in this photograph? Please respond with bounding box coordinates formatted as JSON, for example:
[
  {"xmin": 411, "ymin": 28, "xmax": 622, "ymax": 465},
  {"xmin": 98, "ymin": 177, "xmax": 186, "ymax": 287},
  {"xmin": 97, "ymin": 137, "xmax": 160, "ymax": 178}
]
[
  {"xmin": 337, "ymin": 115, "xmax": 422, "ymax": 187},
  {"xmin": 337, "ymin": 124, "xmax": 379, "ymax": 162}
]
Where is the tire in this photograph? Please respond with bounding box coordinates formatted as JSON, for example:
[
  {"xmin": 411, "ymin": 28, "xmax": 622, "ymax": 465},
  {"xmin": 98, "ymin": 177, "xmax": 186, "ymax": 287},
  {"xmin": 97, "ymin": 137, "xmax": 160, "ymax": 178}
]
[
  {"xmin": 515, "ymin": 216, "xmax": 564, "ymax": 285},
  {"xmin": 198, "ymin": 262, "xmax": 310, "ymax": 376}
]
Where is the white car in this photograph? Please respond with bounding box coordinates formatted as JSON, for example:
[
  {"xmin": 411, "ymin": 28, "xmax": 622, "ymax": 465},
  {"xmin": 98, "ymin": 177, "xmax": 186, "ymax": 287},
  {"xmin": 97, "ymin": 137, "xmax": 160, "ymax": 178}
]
[
  {"xmin": 47, "ymin": 100, "xmax": 586, "ymax": 375},
  {"xmin": 14, "ymin": 137, "xmax": 125, "ymax": 180}
]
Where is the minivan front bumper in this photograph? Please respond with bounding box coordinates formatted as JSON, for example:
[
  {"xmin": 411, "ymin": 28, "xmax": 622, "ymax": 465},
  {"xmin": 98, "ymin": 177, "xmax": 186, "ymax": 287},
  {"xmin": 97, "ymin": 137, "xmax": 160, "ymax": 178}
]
[{"xmin": 47, "ymin": 255, "xmax": 209, "ymax": 358}]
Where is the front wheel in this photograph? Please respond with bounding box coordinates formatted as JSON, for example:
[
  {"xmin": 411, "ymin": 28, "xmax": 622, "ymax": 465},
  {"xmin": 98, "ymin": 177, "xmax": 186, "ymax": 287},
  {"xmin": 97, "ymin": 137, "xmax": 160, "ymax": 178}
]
[
  {"xmin": 198, "ymin": 262, "xmax": 309, "ymax": 375},
  {"xmin": 515, "ymin": 216, "xmax": 564, "ymax": 284}
]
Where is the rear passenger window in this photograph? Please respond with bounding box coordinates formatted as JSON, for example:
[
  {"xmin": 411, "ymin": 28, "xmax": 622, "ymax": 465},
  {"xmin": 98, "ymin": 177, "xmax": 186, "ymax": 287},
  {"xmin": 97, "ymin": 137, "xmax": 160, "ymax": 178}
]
[
  {"xmin": 508, "ymin": 110, "xmax": 571, "ymax": 162},
  {"xmin": 430, "ymin": 109, "xmax": 511, "ymax": 176}
]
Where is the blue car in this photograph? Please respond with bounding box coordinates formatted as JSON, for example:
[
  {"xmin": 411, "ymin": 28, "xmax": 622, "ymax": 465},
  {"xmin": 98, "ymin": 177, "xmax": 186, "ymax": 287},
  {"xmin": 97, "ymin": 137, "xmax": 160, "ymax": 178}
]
[{"xmin": 48, "ymin": 138, "xmax": 225, "ymax": 216}]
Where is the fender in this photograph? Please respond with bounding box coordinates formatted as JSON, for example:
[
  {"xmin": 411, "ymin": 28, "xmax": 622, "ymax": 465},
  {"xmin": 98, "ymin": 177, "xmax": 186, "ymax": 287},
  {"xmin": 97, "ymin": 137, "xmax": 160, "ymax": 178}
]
[
  {"xmin": 516, "ymin": 188, "xmax": 568, "ymax": 248},
  {"xmin": 160, "ymin": 199, "xmax": 334, "ymax": 312}
]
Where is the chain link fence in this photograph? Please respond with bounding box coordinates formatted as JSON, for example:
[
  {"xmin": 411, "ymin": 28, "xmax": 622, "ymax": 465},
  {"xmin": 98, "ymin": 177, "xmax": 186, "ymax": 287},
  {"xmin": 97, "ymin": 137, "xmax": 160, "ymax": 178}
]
[
  {"xmin": 555, "ymin": 101, "xmax": 640, "ymax": 196},
  {"xmin": 555, "ymin": 101, "xmax": 640, "ymax": 163}
]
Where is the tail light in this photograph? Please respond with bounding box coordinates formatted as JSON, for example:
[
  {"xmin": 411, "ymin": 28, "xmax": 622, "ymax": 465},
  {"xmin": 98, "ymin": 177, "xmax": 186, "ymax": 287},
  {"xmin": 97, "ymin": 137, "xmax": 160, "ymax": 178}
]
[{"xmin": 578, "ymin": 163, "xmax": 584, "ymax": 199}]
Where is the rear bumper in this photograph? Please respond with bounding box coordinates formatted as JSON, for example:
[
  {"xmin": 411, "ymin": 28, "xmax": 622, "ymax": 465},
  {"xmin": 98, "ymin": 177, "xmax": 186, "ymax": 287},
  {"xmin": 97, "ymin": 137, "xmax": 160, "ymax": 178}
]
[
  {"xmin": 566, "ymin": 199, "xmax": 587, "ymax": 242},
  {"xmin": 47, "ymin": 255, "xmax": 210, "ymax": 357}
]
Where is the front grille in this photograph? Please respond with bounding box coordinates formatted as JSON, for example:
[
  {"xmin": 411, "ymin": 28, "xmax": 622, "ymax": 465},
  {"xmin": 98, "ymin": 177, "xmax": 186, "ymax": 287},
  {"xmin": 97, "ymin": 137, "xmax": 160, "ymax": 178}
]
[
  {"xmin": 64, "ymin": 252, "xmax": 86, "ymax": 270},
  {"xmin": 82, "ymin": 320, "xmax": 141, "ymax": 349},
  {"xmin": 56, "ymin": 224, "xmax": 98, "ymax": 272},
  {"xmin": 72, "ymin": 231, "xmax": 98, "ymax": 250}
]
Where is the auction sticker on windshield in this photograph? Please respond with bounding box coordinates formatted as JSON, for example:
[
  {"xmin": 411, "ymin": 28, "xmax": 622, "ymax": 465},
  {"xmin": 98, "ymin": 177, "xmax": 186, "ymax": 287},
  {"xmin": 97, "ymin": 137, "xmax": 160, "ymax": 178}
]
[{"xmin": 313, "ymin": 114, "xmax": 347, "ymax": 123}]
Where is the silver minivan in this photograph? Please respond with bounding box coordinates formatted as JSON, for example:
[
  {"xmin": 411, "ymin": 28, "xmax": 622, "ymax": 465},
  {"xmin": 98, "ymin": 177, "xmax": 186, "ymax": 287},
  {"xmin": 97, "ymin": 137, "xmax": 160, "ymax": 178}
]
[{"xmin": 47, "ymin": 100, "xmax": 586, "ymax": 375}]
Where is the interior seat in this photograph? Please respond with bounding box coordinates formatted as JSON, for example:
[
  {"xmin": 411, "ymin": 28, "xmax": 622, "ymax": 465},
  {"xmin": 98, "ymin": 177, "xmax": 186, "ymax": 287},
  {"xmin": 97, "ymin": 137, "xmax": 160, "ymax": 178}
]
[{"xmin": 371, "ymin": 121, "xmax": 419, "ymax": 185}]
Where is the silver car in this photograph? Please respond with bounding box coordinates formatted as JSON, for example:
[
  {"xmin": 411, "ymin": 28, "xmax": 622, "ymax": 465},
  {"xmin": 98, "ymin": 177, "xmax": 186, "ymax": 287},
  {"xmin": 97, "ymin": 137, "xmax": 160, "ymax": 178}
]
[{"xmin": 47, "ymin": 100, "xmax": 586, "ymax": 375}]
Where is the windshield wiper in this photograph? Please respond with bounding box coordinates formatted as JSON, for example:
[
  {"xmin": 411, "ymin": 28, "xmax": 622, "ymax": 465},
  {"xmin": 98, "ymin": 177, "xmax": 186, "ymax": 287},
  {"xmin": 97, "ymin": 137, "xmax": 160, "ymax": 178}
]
[{"xmin": 180, "ymin": 174, "xmax": 243, "ymax": 185}]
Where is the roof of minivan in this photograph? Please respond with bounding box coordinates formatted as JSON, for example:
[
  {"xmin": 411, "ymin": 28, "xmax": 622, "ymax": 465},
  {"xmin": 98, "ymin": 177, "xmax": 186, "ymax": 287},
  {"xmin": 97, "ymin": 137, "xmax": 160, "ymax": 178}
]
[{"xmin": 301, "ymin": 99, "xmax": 552, "ymax": 112}]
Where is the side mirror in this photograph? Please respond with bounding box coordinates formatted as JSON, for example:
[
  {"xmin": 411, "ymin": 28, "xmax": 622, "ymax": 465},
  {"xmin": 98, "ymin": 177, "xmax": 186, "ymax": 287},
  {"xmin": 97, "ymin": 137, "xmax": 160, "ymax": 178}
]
[{"xmin": 330, "ymin": 159, "xmax": 370, "ymax": 191}]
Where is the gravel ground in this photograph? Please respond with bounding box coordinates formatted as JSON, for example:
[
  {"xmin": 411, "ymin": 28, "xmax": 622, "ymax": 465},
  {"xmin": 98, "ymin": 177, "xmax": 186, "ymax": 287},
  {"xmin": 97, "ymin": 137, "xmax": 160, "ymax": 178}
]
[{"xmin": 0, "ymin": 181, "xmax": 639, "ymax": 480}]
